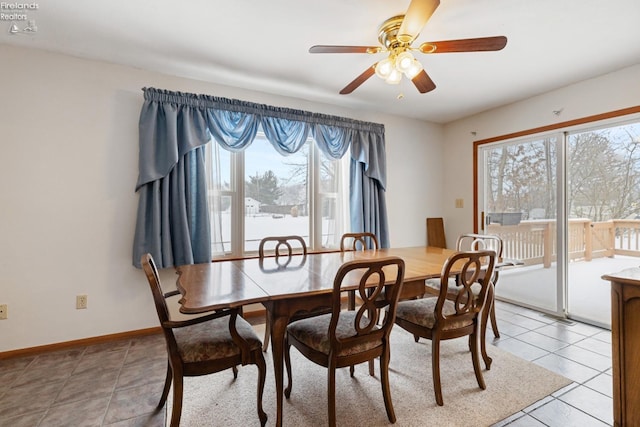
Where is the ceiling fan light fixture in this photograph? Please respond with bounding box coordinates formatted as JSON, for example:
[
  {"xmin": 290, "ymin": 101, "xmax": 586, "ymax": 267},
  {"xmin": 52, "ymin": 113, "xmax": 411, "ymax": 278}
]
[
  {"xmin": 374, "ymin": 57, "xmax": 394, "ymax": 79},
  {"xmin": 403, "ymin": 59, "xmax": 424, "ymax": 79},
  {"xmin": 385, "ymin": 68, "xmax": 402, "ymax": 85},
  {"xmin": 395, "ymin": 51, "xmax": 415, "ymax": 72}
]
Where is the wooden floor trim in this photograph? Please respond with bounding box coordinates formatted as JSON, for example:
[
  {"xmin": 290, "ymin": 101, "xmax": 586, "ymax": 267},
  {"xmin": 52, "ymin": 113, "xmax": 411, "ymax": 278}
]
[
  {"xmin": 1, "ymin": 298, "xmax": 351, "ymax": 360},
  {"xmin": 0, "ymin": 327, "xmax": 161, "ymax": 360}
]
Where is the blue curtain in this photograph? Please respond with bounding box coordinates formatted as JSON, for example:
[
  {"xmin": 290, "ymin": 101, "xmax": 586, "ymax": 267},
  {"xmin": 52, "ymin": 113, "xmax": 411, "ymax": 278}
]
[
  {"xmin": 350, "ymin": 130, "xmax": 390, "ymax": 248},
  {"xmin": 133, "ymin": 88, "xmax": 388, "ymax": 268}
]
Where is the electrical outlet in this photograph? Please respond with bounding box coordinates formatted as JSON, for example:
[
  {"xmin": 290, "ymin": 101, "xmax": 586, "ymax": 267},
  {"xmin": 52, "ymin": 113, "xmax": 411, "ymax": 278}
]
[
  {"xmin": 76, "ymin": 295, "xmax": 88, "ymax": 309},
  {"xmin": 455, "ymin": 198, "xmax": 464, "ymax": 208},
  {"xmin": 0, "ymin": 304, "xmax": 7, "ymax": 319}
]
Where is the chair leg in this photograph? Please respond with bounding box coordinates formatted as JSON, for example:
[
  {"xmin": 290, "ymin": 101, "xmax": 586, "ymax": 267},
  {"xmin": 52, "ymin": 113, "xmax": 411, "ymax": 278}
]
[
  {"xmin": 480, "ymin": 306, "xmax": 492, "ymax": 370},
  {"xmin": 255, "ymin": 351, "xmax": 268, "ymax": 427},
  {"xmin": 232, "ymin": 365, "xmax": 238, "ymax": 379},
  {"xmin": 348, "ymin": 290, "xmax": 356, "ymax": 311},
  {"xmin": 480, "ymin": 285, "xmax": 495, "ymax": 369},
  {"xmin": 327, "ymin": 360, "xmax": 337, "ymax": 427},
  {"xmin": 350, "ymin": 360, "xmax": 375, "ymax": 377},
  {"xmin": 169, "ymin": 370, "xmax": 183, "ymax": 427},
  {"xmin": 158, "ymin": 361, "xmax": 172, "ymax": 409},
  {"xmin": 379, "ymin": 346, "xmax": 396, "ymax": 423},
  {"xmin": 470, "ymin": 328, "xmax": 487, "ymax": 390},
  {"xmin": 490, "ymin": 301, "xmax": 500, "ymax": 338},
  {"xmin": 432, "ymin": 338, "xmax": 443, "ymax": 406},
  {"xmin": 284, "ymin": 335, "xmax": 293, "ymax": 398},
  {"xmin": 262, "ymin": 314, "xmax": 271, "ymax": 352}
]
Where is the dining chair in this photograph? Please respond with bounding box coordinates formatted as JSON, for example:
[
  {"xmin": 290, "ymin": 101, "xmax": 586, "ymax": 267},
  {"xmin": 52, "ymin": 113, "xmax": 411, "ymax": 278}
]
[
  {"xmin": 259, "ymin": 235, "xmax": 321, "ymax": 352},
  {"xmin": 393, "ymin": 249, "xmax": 496, "ymax": 406},
  {"xmin": 340, "ymin": 232, "xmax": 379, "ymax": 311},
  {"xmin": 258, "ymin": 234, "xmax": 308, "ymax": 259},
  {"xmin": 140, "ymin": 254, "xmax": 267, "ymax": 427},
  {"xmin": 425, "ymin": 233, "xmax": 503, "ymax": 368},
  {"xmin": 340, "ymin": 232, "xmax": 382, "ymax": 376},
  {"xmin": 283, "ymin": 256, "xmax": 405, "ymax": 426},
  {"xmin": 455, "ymin": 233, "xmax": 503, "ymax": 337}
]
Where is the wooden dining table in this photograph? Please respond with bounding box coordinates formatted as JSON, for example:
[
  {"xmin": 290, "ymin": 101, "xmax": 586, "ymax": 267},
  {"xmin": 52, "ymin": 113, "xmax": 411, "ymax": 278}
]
[{"xmin": 176, "ymin": 246, "xmax": 459, "ymax": 427}]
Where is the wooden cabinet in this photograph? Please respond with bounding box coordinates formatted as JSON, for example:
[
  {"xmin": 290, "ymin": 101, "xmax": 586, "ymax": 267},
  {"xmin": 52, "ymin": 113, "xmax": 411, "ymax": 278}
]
[{"xmin": 602, "ymin": 268, "xmax": 640, "ymax": 427}]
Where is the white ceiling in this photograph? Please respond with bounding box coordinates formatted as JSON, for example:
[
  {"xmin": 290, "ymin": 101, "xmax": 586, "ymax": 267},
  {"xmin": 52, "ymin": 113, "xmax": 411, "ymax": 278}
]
[{"xmin": 2, "ymin": 0, "xmax": 640, "ymax": 123}]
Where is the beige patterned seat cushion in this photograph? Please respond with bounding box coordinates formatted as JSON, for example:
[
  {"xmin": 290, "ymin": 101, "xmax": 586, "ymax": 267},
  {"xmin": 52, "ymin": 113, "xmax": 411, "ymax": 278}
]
[
  {"xmin": 287, "ymin": 311, "xmax": 380, "ymax": 356},
  {"xmin": 395, "ymin": 297, "xmax": 473, "ymax": 330},
  {"xmin": 173, "ymin": 316, "xmax": 262, "ymax": 363}
]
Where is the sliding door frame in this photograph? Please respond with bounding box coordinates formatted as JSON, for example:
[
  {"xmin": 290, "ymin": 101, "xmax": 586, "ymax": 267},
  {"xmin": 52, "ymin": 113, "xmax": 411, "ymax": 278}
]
[{"xmin": 472, "ymin": 105, "xmax": 640, "ymax": 318}]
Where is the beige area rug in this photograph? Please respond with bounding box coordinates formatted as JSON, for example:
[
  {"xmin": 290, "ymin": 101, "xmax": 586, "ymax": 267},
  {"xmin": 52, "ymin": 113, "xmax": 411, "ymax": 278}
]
[{"xmin": 169, "ymin": 326, "xmax": 571, "ymax": 426}]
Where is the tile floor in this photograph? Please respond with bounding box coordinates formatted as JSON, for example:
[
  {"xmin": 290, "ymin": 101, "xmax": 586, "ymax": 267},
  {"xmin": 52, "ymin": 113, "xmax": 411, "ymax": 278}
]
[{"xmin": 0, "ymin": 300, "xmax": 613, "ymax": 426}]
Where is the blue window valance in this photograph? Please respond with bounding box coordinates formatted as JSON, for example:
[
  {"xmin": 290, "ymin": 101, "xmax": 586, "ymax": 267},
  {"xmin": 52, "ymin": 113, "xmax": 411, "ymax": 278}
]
[{"xmin": 133, "ymin": 87, "xmax": 389, "ymax": 268}]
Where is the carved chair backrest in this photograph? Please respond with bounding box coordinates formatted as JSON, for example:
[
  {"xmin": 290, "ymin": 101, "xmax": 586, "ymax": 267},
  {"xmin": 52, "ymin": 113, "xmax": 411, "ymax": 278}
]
[{"xmin": 328, "ymin": 257, "xmax": 405, "ymax": 349}]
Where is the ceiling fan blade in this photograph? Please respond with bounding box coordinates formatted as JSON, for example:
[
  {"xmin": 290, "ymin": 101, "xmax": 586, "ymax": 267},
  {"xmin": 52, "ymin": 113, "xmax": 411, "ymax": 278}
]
[
  {"xmin": 397, "ymin": 0, "xmax": 440, "ymax": 43},
  {"xmin": 411, "ymin": 69, "xmax": 436, "ymax": 93},
  {"xmin": 419, "ymin": 36, "xmax": 507, "ymax": 53},
  {"xmin": 309, "ymin": 45, "xmax": 381, "ymax": 54},
  {"xmin": 339, "ymin": 65, "xmax": 376, "ymax": 95}
]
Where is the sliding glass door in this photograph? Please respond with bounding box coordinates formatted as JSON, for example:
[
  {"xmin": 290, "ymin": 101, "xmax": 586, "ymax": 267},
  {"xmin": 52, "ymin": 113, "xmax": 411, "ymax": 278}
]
[
  {"xmin": 566, "ymin": 121, "xmax": 640, "ymax": 327},
  {"xmin": 477, "ymin": 113, "xmax": 640, "ymax": 327},
  {"xmin": 478, "ymin": 134, "xmax": 563, "ymax": 315}
]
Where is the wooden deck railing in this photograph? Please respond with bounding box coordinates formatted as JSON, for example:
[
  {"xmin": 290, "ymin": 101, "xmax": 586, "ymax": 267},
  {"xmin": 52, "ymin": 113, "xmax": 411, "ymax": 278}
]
[{"xmin": 486, "ymin": 219, "xmax": 640, "ymax": 268}]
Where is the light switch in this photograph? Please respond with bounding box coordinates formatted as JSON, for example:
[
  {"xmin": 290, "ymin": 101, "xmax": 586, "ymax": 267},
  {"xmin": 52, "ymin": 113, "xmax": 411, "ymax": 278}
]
[{"xmin": 455, "ymin": 199, "xmax": 464, "ymax": 208}]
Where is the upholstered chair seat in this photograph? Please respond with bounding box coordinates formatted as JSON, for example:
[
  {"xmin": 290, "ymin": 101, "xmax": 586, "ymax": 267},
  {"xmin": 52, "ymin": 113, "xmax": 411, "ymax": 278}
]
[
  {"xmin": 394, "ymin": 297, "xmax": 473, "ymax": 331},
  {"xmin": 287, "ymin": 312, "xmax": 381, "ymax": 356},
  {"xmin": 174, "ymin": 317, "xmax": 263, "ymax": 362}
]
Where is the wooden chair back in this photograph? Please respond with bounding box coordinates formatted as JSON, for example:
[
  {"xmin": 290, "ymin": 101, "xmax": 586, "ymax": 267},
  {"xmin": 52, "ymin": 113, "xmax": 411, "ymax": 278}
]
[
  {"xmin": 435, "ymin": 250, "xmax": 496, "ymax": 328},
  {"xmin": 329, "ymin": 257, "xmax": 405, "ymax": 349},
  {"xmin": 340, "ymin": 232, "xmax": 380, "ymax": 311},
  {"xmin": 258, "ymin": 235, "xmax": 307, "ymax": 273},
  {"xmin": 455, "ymin": 233, "xmax": 503, "ymax": 282},
  {"xmin": 340, "ymin": 232, "xmax": 379, "ymax": 252},
  {"xmin": 456, "ymin": 233, "xmax": 503, "ymax": 258},
  {"xmin": 141, "ymin": 253, "xmax": 175, "ymax": 344},
  {"xmin": 258, "ymin": 235, "xmax": 307, "ymax": 258}
]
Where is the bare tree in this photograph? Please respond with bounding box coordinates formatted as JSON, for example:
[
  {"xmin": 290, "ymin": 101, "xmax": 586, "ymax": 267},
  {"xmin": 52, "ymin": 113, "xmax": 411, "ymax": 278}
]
[
  {"xmin": 568, "ymin": 127, "xmax": 640, "ymax": 221},
  {"xmin": 486, "ymin": 137, "xmax": 557, "ymax": 219}
]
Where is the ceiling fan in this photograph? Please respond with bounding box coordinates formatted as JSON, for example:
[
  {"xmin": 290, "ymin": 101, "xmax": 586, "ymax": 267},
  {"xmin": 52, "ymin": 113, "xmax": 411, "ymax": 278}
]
[{"xmin": 309, "ymin": 0, "xmax": 507, "ymax": 95}]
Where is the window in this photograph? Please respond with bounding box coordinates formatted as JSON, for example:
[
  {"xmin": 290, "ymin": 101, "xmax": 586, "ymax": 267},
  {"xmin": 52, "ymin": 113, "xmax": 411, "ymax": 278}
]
[
  {"xmin": 206, "ymin": 133, "xmax": 349, "ymax": 258},
  {"xmin": 133, "ymin": 88, "xmax": 388, "ymax": 270}
]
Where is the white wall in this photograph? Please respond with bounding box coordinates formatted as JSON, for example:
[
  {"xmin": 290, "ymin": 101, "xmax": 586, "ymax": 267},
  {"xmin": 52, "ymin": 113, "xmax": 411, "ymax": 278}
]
[
  {"xmin": 0, "ymin": 44, "xmax": 443, "ymax": 352},
  {"xmin": 442, "ymin": 64, "xmax": 640, "ymax": 243}
]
